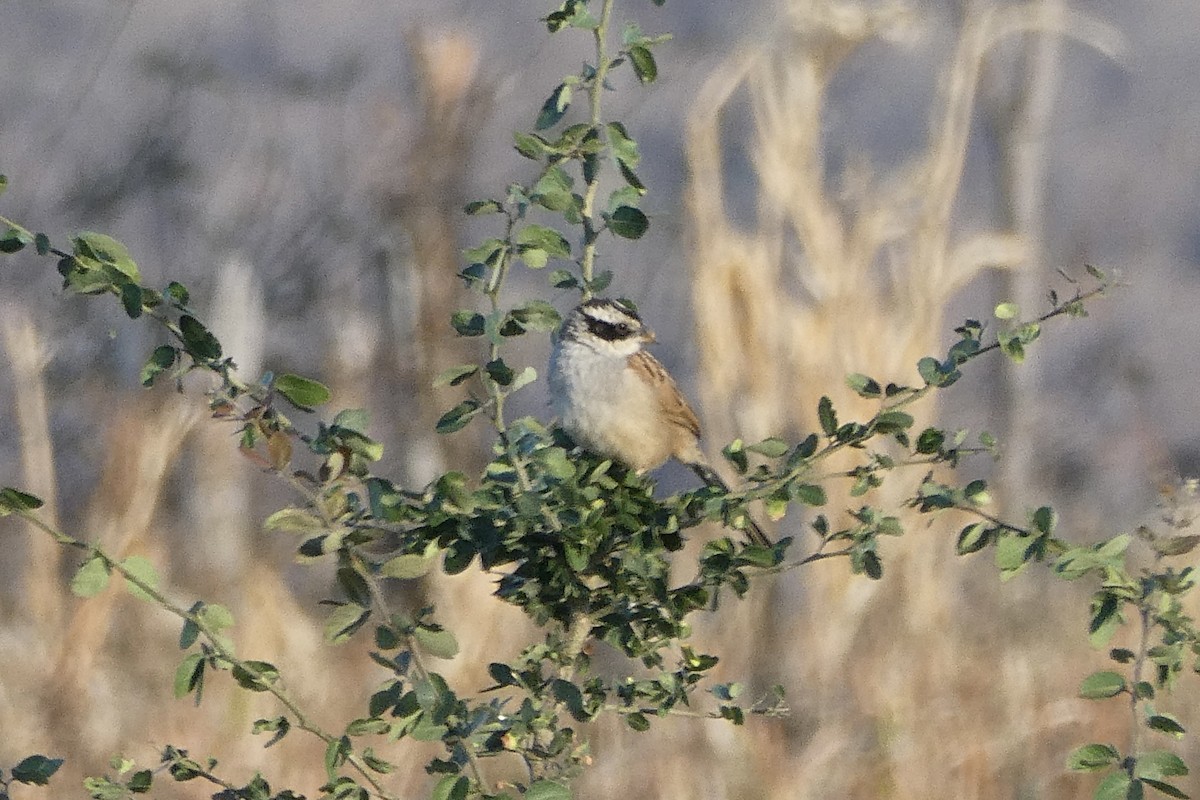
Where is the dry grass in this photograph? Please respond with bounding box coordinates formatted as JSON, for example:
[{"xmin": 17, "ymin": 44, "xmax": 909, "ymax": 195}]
[
  {"xmin": 647, "ymin": 1, "xmax": 1136, "ymax": 798},
  {"xmin": 0, "ymin": 4, "xmax": 1181, "ymax": 800}
]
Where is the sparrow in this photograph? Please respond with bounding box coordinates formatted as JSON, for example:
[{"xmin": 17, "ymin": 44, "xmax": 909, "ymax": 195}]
[{"xmin": 547, "ymin": 297, "xmax": 771, "ymax": 546}]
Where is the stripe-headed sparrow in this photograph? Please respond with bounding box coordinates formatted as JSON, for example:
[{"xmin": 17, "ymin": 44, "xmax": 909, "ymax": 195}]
[{"xmin": 548, "ymin": 297, "xmax": 770, "ymax": 546}]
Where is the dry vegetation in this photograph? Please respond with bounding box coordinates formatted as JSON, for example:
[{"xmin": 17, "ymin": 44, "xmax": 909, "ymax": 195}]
[{"xmin": 0, "ymin": 1, "xmax": 1195, "ymax": 799}]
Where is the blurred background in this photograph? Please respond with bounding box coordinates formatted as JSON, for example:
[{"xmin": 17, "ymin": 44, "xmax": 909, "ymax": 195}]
[{"xmin": 1, "ymin": 0, "xmax": 1198, "ymax": 797}]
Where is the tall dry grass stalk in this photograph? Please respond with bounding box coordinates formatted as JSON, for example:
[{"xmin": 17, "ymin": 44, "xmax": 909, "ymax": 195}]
[
  {"xmin": 661, "ymin": 1, "xmax": 1124, "ymax": 797},
  {"xmin": 1, "ymin": 305, "xmax": 64, "ymax": 633},
  {"xmin": 364, "ymin": 28, "xmax": 540, "ymax": 693},
  {"xmin": 34, "ymin": 392, "xmax": 201, "ymax": 772},
  {"xmin": 187, "ymin": 256, "xmax": 267, "ymax": 586}
]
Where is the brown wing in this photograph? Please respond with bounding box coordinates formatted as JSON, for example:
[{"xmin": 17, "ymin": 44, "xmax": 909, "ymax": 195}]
[{"xmin": 629, "ymin": 349, "xmax": 701, "ymax": 440}]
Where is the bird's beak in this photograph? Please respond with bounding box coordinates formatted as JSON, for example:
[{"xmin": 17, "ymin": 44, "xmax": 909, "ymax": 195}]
[{"xmin": 641, "ymin": 327, "xmax": 657, "ymax": 344}]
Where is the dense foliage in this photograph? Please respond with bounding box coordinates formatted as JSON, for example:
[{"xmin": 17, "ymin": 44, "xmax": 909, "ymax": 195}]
[{"xmin": 0, "ymin": 3, "xmax": 1193, "ymax": 800}]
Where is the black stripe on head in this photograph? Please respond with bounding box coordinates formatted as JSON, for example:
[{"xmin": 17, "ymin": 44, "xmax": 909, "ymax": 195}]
[{"xmin": 580, "ymin": 298, "xmax": 642, "ymax": 342}]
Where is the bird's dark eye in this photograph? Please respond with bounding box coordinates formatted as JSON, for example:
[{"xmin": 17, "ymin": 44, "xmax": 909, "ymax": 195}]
[{"xmin": 586, "ymin": 317, "xmax": 636, "ymax": 342}]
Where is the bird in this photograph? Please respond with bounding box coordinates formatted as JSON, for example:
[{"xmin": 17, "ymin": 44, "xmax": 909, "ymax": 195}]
[{"xmin": 547, "ymin": 297, "xmax": 771, "ymax": 547}]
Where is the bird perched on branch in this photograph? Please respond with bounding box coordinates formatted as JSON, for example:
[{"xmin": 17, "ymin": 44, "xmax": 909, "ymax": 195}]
[{"xmin": 548, "ymin": 297, "xmax": 771, "ymax": 547}]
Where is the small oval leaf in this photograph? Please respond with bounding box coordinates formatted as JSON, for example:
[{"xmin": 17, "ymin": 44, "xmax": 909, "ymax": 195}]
[
  {"xmin": 275, "ymin": 374, "xmax": 332, "ymax": 408},
  {"xmin": 1079, "ymin": 670, "xmax": 1126, "ymax": 699}
]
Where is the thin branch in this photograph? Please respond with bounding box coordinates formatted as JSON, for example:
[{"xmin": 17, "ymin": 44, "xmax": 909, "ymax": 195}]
[
  {"xmin": 578, "ymin": 0, "xmax": 615, "ymax": 293},
  {"xmin": 16, "ymin": 510, "xmax": 398, "ymax": 800}
]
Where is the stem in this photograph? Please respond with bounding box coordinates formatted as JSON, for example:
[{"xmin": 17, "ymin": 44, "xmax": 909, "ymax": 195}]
[
  {"xmin": 1130, "ymin": 601, "xmax": 1151, "ymax": 767},
  {"xmin": 18, "ymin": 510, "xmax": 398, "ymax": 800},
  {"xmin": 578, "ymin": 0, "xmax": 616, "ymax": 294},
  {"xmin": 934, "ymin": 283, "xmax": 1112, "ymax": 366}
]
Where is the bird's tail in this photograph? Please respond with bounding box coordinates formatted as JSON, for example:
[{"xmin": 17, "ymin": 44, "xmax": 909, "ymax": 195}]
[{"xmin": 689, "ymin": 462, "xmax": 773, "ymax": 547}]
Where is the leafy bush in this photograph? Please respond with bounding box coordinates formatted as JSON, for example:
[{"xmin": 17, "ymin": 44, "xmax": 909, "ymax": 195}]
[{"xmin": 0, "ymin": 3, "xmax": 1191, "ymax": 800}]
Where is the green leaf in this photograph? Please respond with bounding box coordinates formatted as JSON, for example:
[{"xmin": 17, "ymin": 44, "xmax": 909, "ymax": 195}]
[
  {"xmin": 1079, "ymin": 671, "xmax": 1126, "ymax": 699},
  {"xmin": 1110, "ymin": 648, "xmax": 1136, "ymax": 664},
  {"xmin": 607, "ymin": 205, "xmax": 649, "ymax": 239},
  {"xmin": 746, "ymin": 438, "xmax": 789, "ymax": 458},
  {"xmin": 198, "ymin": 603, "xmax": 235, "ymax": 633},
  {"xmin": 323, "ymin": 737, "xmax": 350, "ymax": 783},
  {"xmin": 275, "ymin": 374, "xmax": 332, "ymax": 408},
  {"xmin": 1000, "ymin": 334, "xmax": 1026, "ymax": 364},
  {"xmin": 789, "ymin": 434, "xmax": 819, "ymax": 465},
  {"xmin": 381, "ymin": 552, "xmax": 435, "ymax": 580},
  {"xmin": 1136, "ymin": 750, "xmax": 1189, "ymax": 780},
  {"xmin": 253, "ymin": 716, "xmax": 291, "ymax": 748},
  {"xmin": 552, "ymin": 679, "xmax": 589, "ymax": 721},
  {"xmin": 431, "ymin": 775, "xmax": 469, "ymax": 800},
  {"xmin": 1067, "ymin": 743, "xmax": 1121, "ymax": 772},
  {"xmin": 263, "ymin": 508, "xmax": 326, "ymax": 534},
  {"xmin": 628, "ymin": 44, "xmax": 657, "ymax": 83},
  {"xmin": 0, "ymin": 226, "xmax": 32, "ymax": 253},
  {"xmin": 511, "ymin": 299, "xmax": 562, "ymax": 332},
  {"xmin": 874, "ymin": 410, "xmax": 914, "ymax": 433},
  {"xmin": 860, "ymin": 550, "xmax": 883, "ymax": 580},
  {"xmin": 549, "ymin": 269, "xmax": 578, "ymax": 289},
  {"xmin": 0, "ymin": 486, "xmax": 44, "ymax": 515},
  {"xmin": 947, "ymin": 337, "xmax": 981, "ymax": 364},
  {"xmin": 1141, "ymin": 778, "xmax": 1189, "ymax": 799},
  {"xmin": 1147, "ymin": 715, "xmax": 1186, "ymax": 737},
  {"xmin": 520, "ymin": 248, "xmax": 549, "ymax": 271},
  {"xmin": 120, "ymin": 282, "xmax": 143, "ymax": 318},
  {"xmin": 11, "ymin": 755, "xmax": 64, "ymax": 786},
  {"xmin": 792, "ymin": 484, "xmax": 827, "ymax": 506},
  {"xmin": 128, "ymin": 770, "xmax": 153, "ymax": 793},
  {"xmin": 536, "ymin": 83, "xmax": 572, "ymax": 130},
  {"xmin": 615, "ymin": 162, "xmax": 647, "ymax": 197},
  {"xmin": 179, "ymin": 609, "xmax": 200, "ymax": 649},
  {"xmin": 513, "ymin": 131, "xmax": 548, "ymax": 160},
  {"xmin": 607, "ymin": 121, "xmax": 640, "ymax": 167},
  {"xmin": 487, "ymin": 662, "xmax": 519, "ymax": 688},
  {"xmin": 164, "ymin": 281, "xmax": 190, "ymax": 306},
  {"xmin": 432, "ymin": 367, "xmax": 477, "ymax": 391},
  {"xmin": 535, "ymin": 447, "xmax": 576, "ymax": 481},
  {"xmin": 526, "ymin": 780, "xmax": 572, "ymax": 800},
  {"xmin": 964, "ymin": 479, "xmax": 992, "ymax": 506},
  {"xmin": 846, "ymin": 373, "xmax": 881, "ymax": 398},
  {"xmin": 178, "ymin": 315, "xmax": 222, "ymax": 360},
  {"xmin": 1093, "ymin": 773, "xmax": 1134, "ymax": 800},
  {"xmin": 817, "ymin": 396, "xmax": 837, "ymax": 436},
  {"xmin": 956, "ymin": 523, "xmax": 991, "ymax": 555},
  {"xmin": 511, "ymin": 366, "xmax": 538, "ymax": 392},
  {"xmin": 483, "ymin": 358, "xmax": 514, "ymax": 387},
  {"xmin": 994, "ymin": 301, "xmax": 1019, "ymax": 320},
  {"xmin": 174, "ymin": 653, "xmax": 205, "ymax": 699},
  {"xmin": 994, "ymin": 533, "xmax": 1032, "ymax": 580},
  {"xmin": 464, "ymin": 199, "xmax": 502, "ymax": 215},
  {"xmin": 74, "ymin": 232, "xmax": 140, "ymax": 281},
  {"xmin": 1090, "ymin": 592, "xmax": 1123, "ymax": 647},
  {"xmin": 140, "ymin": 345, "xmax": 178, "ymax": 387},
  {"xmin": 625, "ymin": 712, "xmax": 650, "ymax": 731},
  {"xmin": 450, "ymin": 310, "xmax": 486, "ymax": 337},
  {"xmin": 232, "ymin": 660, "xmax": 280, "ymax": 692},
  {"xmin": 120, "ymin": 555, "xmax": 160, "ymax": 602},
  {"xmin": 71, "ymin": 556, "xmax": 111, "ymax": 597},
  {"xmin": 917, "ymin": 356, "xmax": 961, "ymax": 387},
  {"xmin": 1032, "ymin": 505, "xmax": 1057, "ymax": 535},
  {"xmin": 414, "ymin": 627, "xmax": 459, "ymax": 660},
  {"xmin": 517, "ymin": 224, "xmax": 571, "ymax": 259},
  {"xmin": 436, "ymin": 400, "xmax": 483, "ymax": 434},
  {"xmin": 332, "ymin": 408, "xmax": 370, "ymax": 434},
  {"xmin": 324, "ymin": 604, "xmax": 371, "ymax": 644}
]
